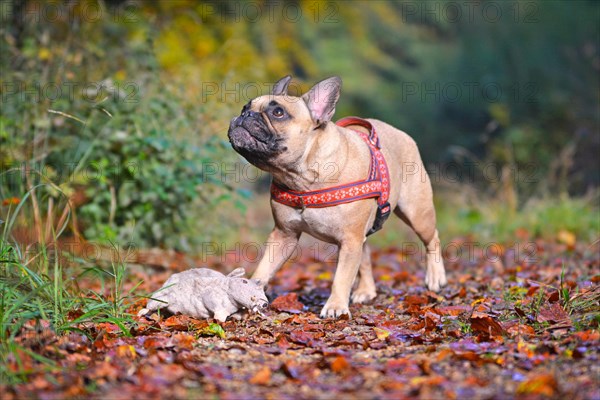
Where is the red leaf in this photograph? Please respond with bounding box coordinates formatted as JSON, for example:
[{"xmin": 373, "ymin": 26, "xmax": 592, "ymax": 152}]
[
  {"xmin": 271, "ymin": 293, "xmax": 305, "ymax": 314},
  {"xmin": 289, "ymin": 330, "xmax": 314, "ymax": 345}
]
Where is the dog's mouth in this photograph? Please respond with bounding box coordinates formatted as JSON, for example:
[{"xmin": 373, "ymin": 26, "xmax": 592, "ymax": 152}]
[
  {"xmin": 228, "ymin": 114, "xmax": 286, "ymax": 168},
  {"xmin": 229, "ymin": 126, "xmax": 268, "ymax": 146}
]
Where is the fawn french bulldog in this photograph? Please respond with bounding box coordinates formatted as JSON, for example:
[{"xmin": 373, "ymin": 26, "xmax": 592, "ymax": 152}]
[{"xmin": 228, "ymin": 76, "xmax": 446, "ymax": 318}]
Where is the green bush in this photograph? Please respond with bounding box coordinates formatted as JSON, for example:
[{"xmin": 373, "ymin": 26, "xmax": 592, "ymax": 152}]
[{"xmin": 0, "ymin": 8, "xmax": 245, "ymax": 251}]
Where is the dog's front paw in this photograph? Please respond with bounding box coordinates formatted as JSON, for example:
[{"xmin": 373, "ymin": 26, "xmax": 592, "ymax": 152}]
[
  {"xmin": 320, "ymin": 297, "xmax": 350, "ymax": 319},
  {"xmin": 351, "ymin": 288, "xmax": 376, "ymax": 304},
  {"xmin": 425, "ymin": 266, "xmax": 447, "ymax": 292}
]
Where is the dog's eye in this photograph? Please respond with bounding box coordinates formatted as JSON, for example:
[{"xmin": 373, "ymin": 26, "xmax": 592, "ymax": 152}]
[{"xmin": 272, "ymin": 107, "xmax": 285, "ymax": 118}]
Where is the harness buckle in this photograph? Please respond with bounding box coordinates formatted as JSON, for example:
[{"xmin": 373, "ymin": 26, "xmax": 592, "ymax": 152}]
[{"xmin": 367, "ymin": 202, "xmax": 391, "ymax": 236}]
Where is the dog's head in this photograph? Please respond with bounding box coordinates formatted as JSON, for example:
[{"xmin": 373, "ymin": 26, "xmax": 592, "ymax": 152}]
[{"xmin": 228, "ymin": 75, "xmax": 342, "ymax": 171}]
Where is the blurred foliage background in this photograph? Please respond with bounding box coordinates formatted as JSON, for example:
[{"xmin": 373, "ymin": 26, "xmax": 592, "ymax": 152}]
[{"xmin": 1, "ymin": 0, "xmax": 598, "ymax": 252}]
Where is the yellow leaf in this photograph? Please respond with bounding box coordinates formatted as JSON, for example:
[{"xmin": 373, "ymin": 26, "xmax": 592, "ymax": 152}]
[
  {"xmin": 116, "ymin": 345, "xmax": 136, "ymax": 359},
  {"xmin": 38, "ymin": 48, "xmax": 51, "ymax": 61},
  {"xmin": 516, "ymin": 374, "xmax": 557, "ymax": 396},
  {"xmin": 317, "ymin": 271, "xmax": 332, "ymax": 280},
  {"xmin": 115, "ymin": 70, "xmax": 127, "ymax": 81},
  {"xmin": 373, "ymin": 327, "xmax": 390, "ymax": 340},
  {"xmin": 489, "ymin": 103, "xmax": 510, "ymax": 127},
  {"xmin": 470, "ymin": 298, "xmax": 485, "ymax": 307},
  {"xmin": 557, "ymin": 230, "xmax": 576, "ymax": 249}
]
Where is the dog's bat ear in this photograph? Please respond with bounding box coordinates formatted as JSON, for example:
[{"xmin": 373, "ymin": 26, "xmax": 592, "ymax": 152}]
[
  {"xmin": 302, "ymin": 76, "xmax": 342, "ymax": 128},
  {"xmin": 272, "ymin": 75, "xmax": 292, "ymax": 96}
]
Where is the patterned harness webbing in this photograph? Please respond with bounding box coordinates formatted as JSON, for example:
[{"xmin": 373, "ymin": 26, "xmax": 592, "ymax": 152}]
[{"xmin": 270, "ymin": 117, "xmax": 391, "ymax": 236}]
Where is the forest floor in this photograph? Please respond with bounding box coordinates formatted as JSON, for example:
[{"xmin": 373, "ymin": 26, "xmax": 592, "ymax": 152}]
[{"xmin": 3, "ymin": 238, "xmax": 599, "ymax": 399}]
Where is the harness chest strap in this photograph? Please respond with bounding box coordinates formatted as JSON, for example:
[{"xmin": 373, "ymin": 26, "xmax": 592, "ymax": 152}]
[{"xmin": 270, "ymin": 117, "xmax": 391, "ymax": 236}]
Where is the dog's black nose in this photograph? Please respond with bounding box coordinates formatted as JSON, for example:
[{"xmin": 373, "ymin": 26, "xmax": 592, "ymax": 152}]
[
  {"xmin": 241, "ymin": 110, "xmax": 260, "ymax": 120},
  {"xmin": 261, "ymin": 301, "xmax": 269, "ymax": 309}
]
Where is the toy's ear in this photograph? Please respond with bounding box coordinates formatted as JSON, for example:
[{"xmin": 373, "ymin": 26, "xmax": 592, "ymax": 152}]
[{"xmin": 228, "ymin": 267, "xmax": 246, "ymax": 278}]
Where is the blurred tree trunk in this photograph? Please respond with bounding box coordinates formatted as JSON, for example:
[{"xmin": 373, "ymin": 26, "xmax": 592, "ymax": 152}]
[{"xmin": 9, "ymin": 0, "xmax": 26, "ymax": 48}]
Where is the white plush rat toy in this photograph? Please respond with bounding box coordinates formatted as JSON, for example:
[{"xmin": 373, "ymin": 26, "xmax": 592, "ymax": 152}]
[{"xmin": 138, "ymin": 267, "xmax": 269, "ymax": 322}]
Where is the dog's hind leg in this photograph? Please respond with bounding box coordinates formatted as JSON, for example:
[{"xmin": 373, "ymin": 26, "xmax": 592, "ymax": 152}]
[
  {"xmin": 394, "ymin": 197, "xmax": 447, "ymax": 292},
  {"xmin": 351, "ymin": 242, "xmax": 377, "ymax": 304}
]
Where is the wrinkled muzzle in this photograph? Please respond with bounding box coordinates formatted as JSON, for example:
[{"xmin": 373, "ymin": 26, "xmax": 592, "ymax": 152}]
[{"xmin": 227, "ymin": 112, "xmax": 286, "ymax": 168}]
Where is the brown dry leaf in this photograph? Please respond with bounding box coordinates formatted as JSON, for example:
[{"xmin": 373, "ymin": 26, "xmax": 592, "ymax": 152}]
[
  {"xmin": 452, "ymin": 351, "xmax": 485, "ymax": 365},
  {"xmin": 405, "ymin": 294, "xmax": 429, "ymax": 306},
  {"xmin": 537, "ymin": 303, "xmax": 571, "ymax": 326},
  {"xmin": 380, "ymin": 379, "xmax": 404, "ymax": 391},
  {"xmin": 249, "ymin": 366, "xmax": 271, "ymax": 385},
  {"xmin": 410, "ymin": 375, "xmax": 446, "ymax": 386},
  {"xmin": 274, "ymin": 334, "xmax": 290, "ymax": 350},
  {"xmin": 436, "ymin": 349, "xmax": 454, "ymax": 361},
  {"xmin": 330, "ymin": 355, "xmax": 351, "ymax": 374},
  {"xmin": 516, "ymin": 373, "xmax": 559, "ymax": 396},
  {"xmin": 7, "ymin": 348, "xmax": 34, "ymax": 374},
  {"xmin": 115, "ymin": 344, "xmax": 136, "ymax": 359},
  {"xmin": 434, "ymin": 305, "xmax": 470, "ymax": 316},
  {"xmin": 506, "ymin": 323, "xmax": 536, "ymax": 337},
  {"xmin": 470, "ymin": 313, "xmax": 505, "ymax": 338},
  {"xmin": 573, "ymin": 330, "xmax": 600, "ymax": 343},
  {"xmin": 88, "ymin": 361, "xmax": 120, "ymax": 382},
  {"xmin": 131, "ymin": 319, "xmax": 160, "ymax": 336},
  {"xmin": 271, "ymin": 293, "xmax": 305, "ymax": 313},
  {"xmin": 385, "ymin": 358, "xmax": 421, "ymax": 376},
  {"xmin": 163, "ymin": 315, "xmax": 194, "ymax": 331},
  {"xmin": 289, "ymin": 330, "xmax": 315, "ymax": 345},
  {"xmin": 280, "ymin": 360, "xmax": 304, "ymax": 380},
  {"xmin": 173, "ymin": 333, "xmax": 196, "ymax": 350},
  {"xmin": 143, "ymin": 336, "xmax": 172, "ymax": 350}
]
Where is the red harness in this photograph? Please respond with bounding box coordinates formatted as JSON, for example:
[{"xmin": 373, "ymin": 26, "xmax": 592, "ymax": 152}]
[{"xmin": 270, "ymin": 117, "xmax": 391, "ymax": 236}]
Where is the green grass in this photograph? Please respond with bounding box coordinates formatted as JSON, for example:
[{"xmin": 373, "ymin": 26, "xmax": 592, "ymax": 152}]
[
  {"xmin": 367, "ymin": 187, "xmax": 599, "ymax": 249},
  {"xmin": 0, "ymin": 198, "xmax": 138, "ymax": 384},
  {"xmin": 436, "ymin": 189, "xmax": 599, "ymax": 242}
]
